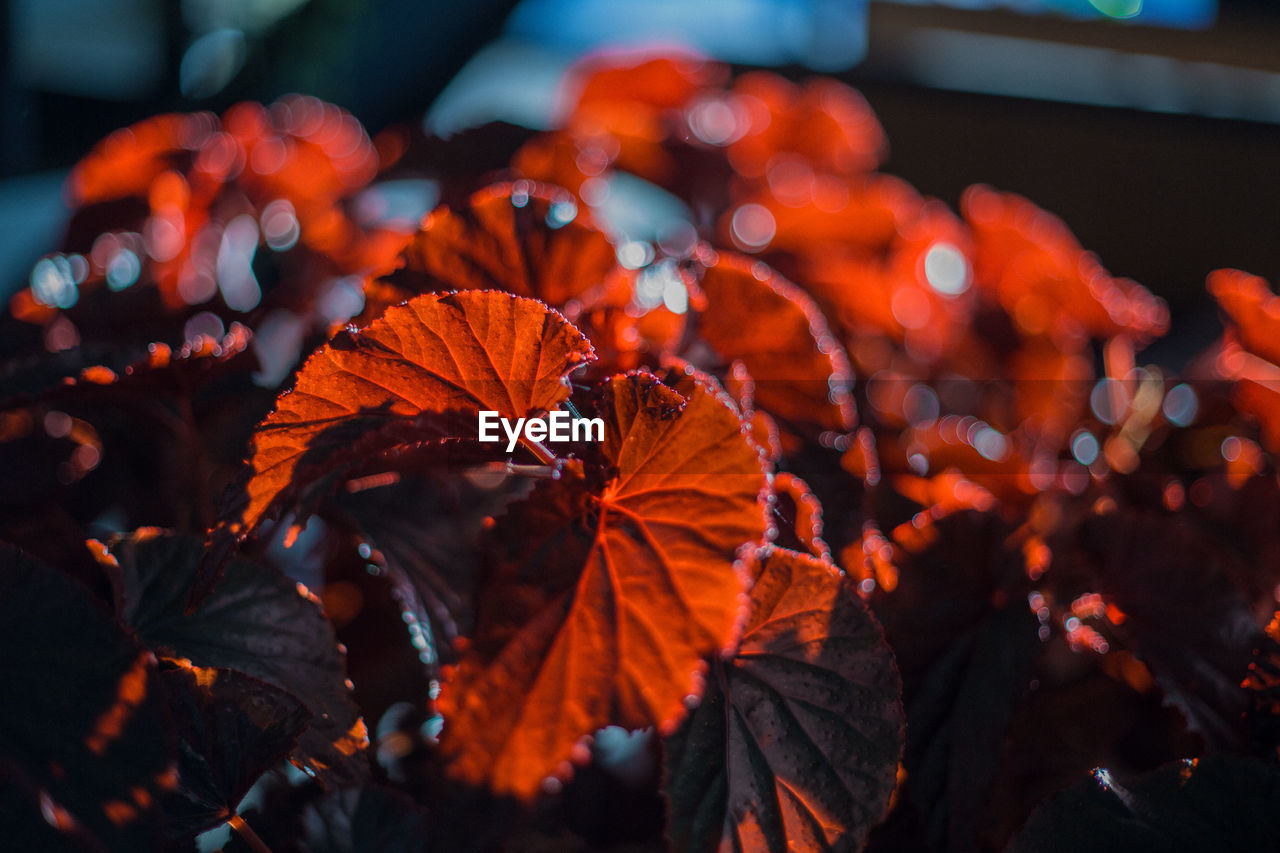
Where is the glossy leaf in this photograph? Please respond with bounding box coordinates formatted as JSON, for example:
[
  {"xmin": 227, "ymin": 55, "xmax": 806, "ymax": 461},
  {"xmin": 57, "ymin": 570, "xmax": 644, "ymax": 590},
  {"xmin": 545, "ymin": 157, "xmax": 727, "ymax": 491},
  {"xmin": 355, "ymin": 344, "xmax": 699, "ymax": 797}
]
[
  {"xmin": 664, "ymin": 548, "xmax": 903, "ymax": 852},
  {"xmin": 113, "ymin": 530, "xmax": 368, "ymax": 785},
  {"xmin": 207, "ymin": 289, "xmax": 594, "ymax": 588},
  {"xmin": 439, "ymin": 371, "xmax": 768, "ymax": 798}
]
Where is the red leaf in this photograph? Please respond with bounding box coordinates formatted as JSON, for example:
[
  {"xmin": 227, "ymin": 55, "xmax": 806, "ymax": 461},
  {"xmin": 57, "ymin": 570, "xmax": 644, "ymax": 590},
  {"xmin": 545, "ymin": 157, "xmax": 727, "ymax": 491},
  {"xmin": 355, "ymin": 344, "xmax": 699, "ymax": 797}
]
[
  {"xmin": 664, "ymin": 547, "xmax": 904, "ymax": 852},
  {"xmin": 771, "ymin": 472, "xmax": 831, "ymax": 561},
  {"xmin": 372, "ymin": 182, "xmax": 629, "ymax": 322},
  {"xmin": 723, "ymin": 173, "xmax": 920, "ymax": 259},
  {"xmin": 67, "ymin": 114, "xmax": 204, "ymax": 206},
  {"xmin": 692, "ymin": 252, "xmax": 855, "ymax": 442},
  {"xmin": 205, "ymin": 291, "xmax": 594, "ymax": 594},
  {"xmin": 726, "ymin": 73, "xmax": 886, "ymax": 179},
  {"xmin": 563, "ymin": 52, "xmax": 728, "ymax": 185},
  {"xmin": 1207, "ymin": 269, "xmax": 1280, "ymax": 450},
  {"xmin": 438, "ymin": 371, "xmax": 768, "ymax": 798},
  {"xmin": 963, "ymin": 185, "xmax": 1168, "ymax": 344},
  {"xmin": 1209, "ymin": 269, "xmax": 1280, "ymax": 367},
  {"xmin": 568, "ymin": 52, "xmax": 726, "ymax": 115}
]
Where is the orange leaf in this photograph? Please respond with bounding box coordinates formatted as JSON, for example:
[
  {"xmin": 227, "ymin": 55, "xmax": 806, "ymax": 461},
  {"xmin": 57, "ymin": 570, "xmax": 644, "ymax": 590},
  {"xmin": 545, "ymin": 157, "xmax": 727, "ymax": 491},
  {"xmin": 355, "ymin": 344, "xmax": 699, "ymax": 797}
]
[
  {"xmin": 694, "ymin": 252, "xmax": 855, "ymax": 441},
  {"xmin": 771, "ymin": 472, "xmax": 831, "ymax": 561},
  {"xmin": 963, "ymin": 185, "xmax": 1167, "ymax": 344},
  {"xmin": 727, "ymin": 72, "xmax": 886, "ymax": 179},
  {"xmin": 1209, "ymin": 268, "xmax": 1280, "ymax": 367},
  {"xmin": 568, "ymin": 51, "xmax": 725, "ymax": 116},
  {"xmin": 204, "ymin": 291, "xmax": 594, "ymax": 594},
  {"xmin": 438, "ymin": 371, "xmax": 768, "ymax": 798},
  {"xmin": 67, "ymin": 114, "xmax": 205, "ymax": 206},
  {"xmin": 1207, "ymin": 269, "xmax": 1280, "ymax": 451},
  {"xmin": 369, "ymin": 182, "xmax": 629, "ymax": 323}
]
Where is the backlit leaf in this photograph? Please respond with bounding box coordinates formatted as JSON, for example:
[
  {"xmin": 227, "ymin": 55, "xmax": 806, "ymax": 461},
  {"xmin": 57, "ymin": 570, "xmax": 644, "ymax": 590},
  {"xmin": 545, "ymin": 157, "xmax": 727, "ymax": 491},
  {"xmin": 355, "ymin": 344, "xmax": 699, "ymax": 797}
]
[
  {"xmin": 439, "ymin": 371, "xmax": 768, "ymax": 798},
  {"xmin": 663, "ymin": 548, "xmax": 904, "ymax": 852},
  {"xmin": 963, "ymin": 185, "xmax": 1167, "ymax": 344},
  {"xmin": 693, "ymin": 252, "xmax": 855, "ymax": 441},
  {"xmin": 1207, "ymin": 268, "xmax": 1280, "ymax": 451},
  {"xmin": 726, "ymin": 73, "xmax": 886, "ymax": 179},
  {"xmin": 770, "ymin": 472, "xmax": 831, "ymax": 561},
  {"xmin": 371, "ymin": 182, "xmax": 628, "ymax": 321},
  {"xmin": 207, "ymin": 290, "xmax": 594, "ymax": 589}
]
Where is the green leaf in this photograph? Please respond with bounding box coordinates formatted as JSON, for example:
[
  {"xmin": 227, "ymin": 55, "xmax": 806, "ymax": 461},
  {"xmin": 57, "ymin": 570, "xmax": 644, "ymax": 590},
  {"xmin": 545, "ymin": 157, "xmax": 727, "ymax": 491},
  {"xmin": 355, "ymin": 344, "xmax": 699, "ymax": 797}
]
[
  {"xmin": 112, "ymin": 530, "xmax": 368, "ymax": 785},
  {"xmin": 664, "ymin": 548, "xmax": 904, "ymax": 852}
]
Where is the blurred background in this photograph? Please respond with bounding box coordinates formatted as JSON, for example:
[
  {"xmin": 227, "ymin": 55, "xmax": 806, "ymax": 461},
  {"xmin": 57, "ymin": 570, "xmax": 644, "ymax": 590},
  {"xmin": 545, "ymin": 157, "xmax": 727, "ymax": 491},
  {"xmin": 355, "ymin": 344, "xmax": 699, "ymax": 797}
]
[{"xmin": 3, "ymin": 0, "xmax": 1279, "ymax": 364}]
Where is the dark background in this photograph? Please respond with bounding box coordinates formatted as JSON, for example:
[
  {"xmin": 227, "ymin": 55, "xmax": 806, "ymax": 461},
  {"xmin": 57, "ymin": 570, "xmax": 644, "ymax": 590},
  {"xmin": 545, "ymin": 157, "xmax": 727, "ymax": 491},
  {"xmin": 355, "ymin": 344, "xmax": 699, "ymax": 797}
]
[{"xmin": 3, "ymin": 0, "xmax": 1280, "ymax": 367}]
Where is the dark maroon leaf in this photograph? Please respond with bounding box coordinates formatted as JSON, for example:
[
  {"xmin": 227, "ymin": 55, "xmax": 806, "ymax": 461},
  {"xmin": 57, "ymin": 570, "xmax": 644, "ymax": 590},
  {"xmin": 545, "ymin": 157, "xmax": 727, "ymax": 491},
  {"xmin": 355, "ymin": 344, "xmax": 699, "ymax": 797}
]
[
  {"xmin": 157, "ymin": 659, "xmax": 310, "ymax": 838},
  {"xmin": 226, "ymin": 785, "xmax": 432, "ymax": 853},
  {"xmin": 1069, "ymin": 504, "xmax": 1262, "ymax": 750},
  {"xmin": 337, "ymin": 473, "xmax": 531, "ymax": 670},
  {"xmin": 1009, "ymin": 755, "xmax": 1280, "ymax": 853},
  {"xmin": 663, "ymin": 547, "xmax": 903, "ymax": 852},
  {"xmin": 112, "ymin": 530, "xmax": 368, "ymax": 785},
  {"xmin": 0, "ymin": 544, "xmax": 176, "ymax": 849}
]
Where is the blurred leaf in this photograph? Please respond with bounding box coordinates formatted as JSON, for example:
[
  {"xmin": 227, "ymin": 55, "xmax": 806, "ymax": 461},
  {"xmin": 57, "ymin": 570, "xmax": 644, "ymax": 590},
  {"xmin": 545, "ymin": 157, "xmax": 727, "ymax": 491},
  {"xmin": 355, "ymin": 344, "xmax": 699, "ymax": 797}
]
[
  {"xmin": 1009, "ymin": 755, "xmax": 1280, "ymax": 853},
  {"xmin": 295, "ymin": 786, "xmax": 433, "ymax": 853},
  {"xmin": 869, "ymin": 510, "xmax": 1037, "ymax": 853},
  {"xmin": 1071, "ymin": 505, "xmax": 1261, "ymax": 750},
  {"xmin": 664, "ymin": 548, "xmax": 903, "ymax": 852},
  {"xmin": 225, "ymin": 785, "xmax": 433, "ymax": 853},
  {"xmin": 0, "ymin": 544, "xmax": 175, "ymax": 849},
  {"xmin": 692, "ymin": 253, "xmax": 855, "ymax": 442}
]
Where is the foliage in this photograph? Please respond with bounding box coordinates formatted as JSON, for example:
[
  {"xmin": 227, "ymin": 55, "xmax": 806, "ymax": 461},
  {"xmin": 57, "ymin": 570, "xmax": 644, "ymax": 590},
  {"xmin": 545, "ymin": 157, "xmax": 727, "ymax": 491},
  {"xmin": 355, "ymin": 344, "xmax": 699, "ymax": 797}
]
[{"xmin": 2, "ymin": 51, "xmax": 1279, "ymax": 853}]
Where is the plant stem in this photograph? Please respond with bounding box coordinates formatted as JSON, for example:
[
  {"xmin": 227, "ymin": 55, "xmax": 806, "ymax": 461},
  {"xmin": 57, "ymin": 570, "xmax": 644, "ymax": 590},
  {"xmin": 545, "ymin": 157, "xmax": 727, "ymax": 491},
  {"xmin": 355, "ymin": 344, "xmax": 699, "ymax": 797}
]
[
  {"xmin": 520, "ymin": 436, "xmax": 558, "ymax": 465},
  {"xmin": 228, "ymin": 814, "xmax": 273, "ymax": 853}
]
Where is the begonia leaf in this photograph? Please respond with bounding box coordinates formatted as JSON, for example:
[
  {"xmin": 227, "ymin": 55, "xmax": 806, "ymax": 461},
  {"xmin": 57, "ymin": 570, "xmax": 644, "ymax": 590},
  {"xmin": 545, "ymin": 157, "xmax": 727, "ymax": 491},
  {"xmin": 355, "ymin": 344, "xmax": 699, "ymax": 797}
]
[
  {"xmin": 438, "ymin": 371, "xmax": 768, "ymax": 798},
  {"xmin": 205, "ymin": 290, "xmax": 594, "ymax": 593},
  {"xmin": 113, "ymin": 530, "xmax": 367, "ymax": 785},
  {"xmin": 664, "ymin": 548, "xmax": 903, "ymax": 852}
]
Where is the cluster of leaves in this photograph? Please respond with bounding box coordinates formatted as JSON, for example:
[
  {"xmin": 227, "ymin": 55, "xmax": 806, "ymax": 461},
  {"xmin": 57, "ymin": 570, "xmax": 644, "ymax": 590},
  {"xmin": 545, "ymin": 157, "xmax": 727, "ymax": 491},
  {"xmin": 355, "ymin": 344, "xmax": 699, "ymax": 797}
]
[{"xmin": 4, "ymin": 49, "xmax": 1280, "ymax": 852}]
